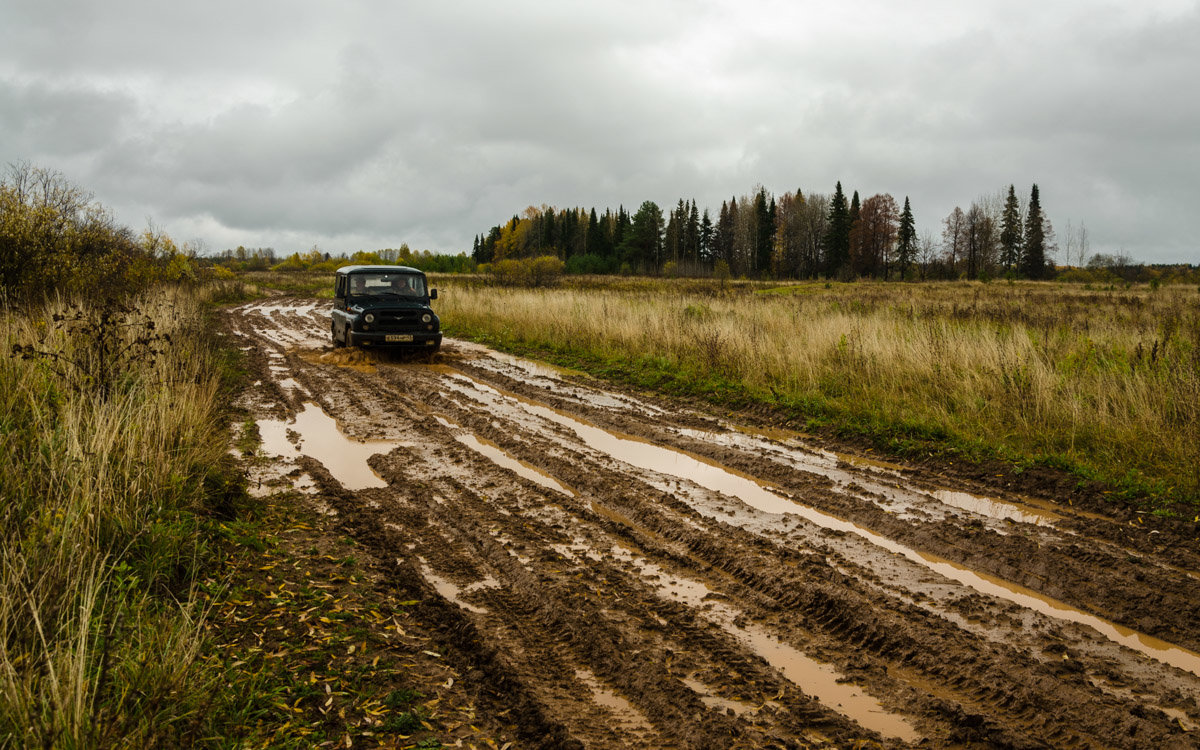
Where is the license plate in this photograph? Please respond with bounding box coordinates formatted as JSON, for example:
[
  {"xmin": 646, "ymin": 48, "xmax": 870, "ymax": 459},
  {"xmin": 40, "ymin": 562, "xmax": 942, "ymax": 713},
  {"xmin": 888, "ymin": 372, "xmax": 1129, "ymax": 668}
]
[{"xmin": 385, "ymin": 334, "xmax": 413, "ymax": 342}]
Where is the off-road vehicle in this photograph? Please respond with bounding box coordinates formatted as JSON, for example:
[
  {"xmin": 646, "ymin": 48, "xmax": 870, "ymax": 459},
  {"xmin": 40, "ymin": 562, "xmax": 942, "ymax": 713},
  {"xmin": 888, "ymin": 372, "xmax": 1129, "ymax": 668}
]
[{"xmin": 330, "ymin": 265, "xmax": 442, "ymax": 352}]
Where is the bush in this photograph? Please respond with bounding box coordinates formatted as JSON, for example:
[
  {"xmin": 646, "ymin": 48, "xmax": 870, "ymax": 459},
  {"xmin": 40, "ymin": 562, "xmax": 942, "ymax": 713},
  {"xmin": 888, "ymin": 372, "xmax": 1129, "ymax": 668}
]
[{"xmin": 486, "ymin": 255, "xmax": 564, "ymax": 287}]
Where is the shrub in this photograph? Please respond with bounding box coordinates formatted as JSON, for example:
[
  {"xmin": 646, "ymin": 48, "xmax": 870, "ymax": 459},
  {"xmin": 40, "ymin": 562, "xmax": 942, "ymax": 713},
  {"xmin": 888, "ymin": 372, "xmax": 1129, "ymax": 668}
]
[{"xmin": 486, "ymin": 255, "xmax": 564, "ymax": 287}]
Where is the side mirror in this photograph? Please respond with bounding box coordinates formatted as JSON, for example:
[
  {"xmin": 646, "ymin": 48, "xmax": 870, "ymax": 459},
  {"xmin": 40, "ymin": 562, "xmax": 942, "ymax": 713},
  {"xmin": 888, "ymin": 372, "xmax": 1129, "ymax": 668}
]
[{"xmin": 429, "ymin": 289, "xmax": 438, "ymax": 300}]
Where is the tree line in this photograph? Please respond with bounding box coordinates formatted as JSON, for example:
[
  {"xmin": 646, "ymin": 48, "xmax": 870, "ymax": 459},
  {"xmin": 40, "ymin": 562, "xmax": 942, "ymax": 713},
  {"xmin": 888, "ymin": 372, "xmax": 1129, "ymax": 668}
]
[
  {"xmin": 210, "ymin": 243, "xmax": 476, "ymax": 274},
  {"xmin": 472, "ymin": 182, "xmax": 1076, "ymax": 281}
]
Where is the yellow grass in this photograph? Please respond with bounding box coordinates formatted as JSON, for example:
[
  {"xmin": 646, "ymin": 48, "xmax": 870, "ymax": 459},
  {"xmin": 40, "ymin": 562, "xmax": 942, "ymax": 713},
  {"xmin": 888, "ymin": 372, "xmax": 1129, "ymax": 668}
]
[
  {"xmin": 0, "ymin": 287, "xmax": 230, "ymax": 745},
  {"xmin": 437, "ymin": 278, "xmax": 1200, "ymax": 506}
]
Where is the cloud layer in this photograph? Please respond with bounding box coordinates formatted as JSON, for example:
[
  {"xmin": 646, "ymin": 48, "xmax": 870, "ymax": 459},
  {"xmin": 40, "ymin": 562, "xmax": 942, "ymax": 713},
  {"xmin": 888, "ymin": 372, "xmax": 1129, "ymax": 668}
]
[{"xmin": 2, "ymin": 0, "xmax": 1197, "ymax": 262}]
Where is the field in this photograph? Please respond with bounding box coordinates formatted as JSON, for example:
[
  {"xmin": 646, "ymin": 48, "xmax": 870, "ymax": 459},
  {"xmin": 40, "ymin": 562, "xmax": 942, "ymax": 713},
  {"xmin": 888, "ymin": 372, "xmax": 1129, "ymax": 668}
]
[
  {"xmin": 214, "ymin": 289, "xmax": 1200, "ymax": 747},
  {"xmin": 6, "ymin": 275, "xmax": 1199, "ymax": 748},
  {"xmin": 435, "ymin": 276, "xmax": 1200, "ymax": 511}
]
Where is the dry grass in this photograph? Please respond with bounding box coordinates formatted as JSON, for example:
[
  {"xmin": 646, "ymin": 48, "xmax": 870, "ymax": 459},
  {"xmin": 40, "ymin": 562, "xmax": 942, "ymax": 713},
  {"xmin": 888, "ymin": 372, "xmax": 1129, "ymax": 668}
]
[
  {"xmin": 437, "ymin": 278, "xmax": 1200, "ymax": 507},
  {"xmin": 0, "ymin": 288, "xmax": 234, "ymax": 746}
]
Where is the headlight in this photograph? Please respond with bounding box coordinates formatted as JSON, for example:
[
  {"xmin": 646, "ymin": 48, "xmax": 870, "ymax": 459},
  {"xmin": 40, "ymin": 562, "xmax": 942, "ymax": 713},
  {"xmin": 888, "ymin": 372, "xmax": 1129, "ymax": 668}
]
[
  {"xmin": 364, "ymin": 313, "xmax": 375, "ymax": 323},
  {"xmin": 421, "ymin": 313, "xmax": 432, "ymax": 323}
]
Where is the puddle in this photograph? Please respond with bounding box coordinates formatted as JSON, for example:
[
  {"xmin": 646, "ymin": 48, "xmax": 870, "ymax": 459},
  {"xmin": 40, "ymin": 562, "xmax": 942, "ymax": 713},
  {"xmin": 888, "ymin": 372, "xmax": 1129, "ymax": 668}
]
[
  {"xmin": 680, "ymin": 677, "xmax": 760, "ymax": 716},
  {"xmin": 306, "ymin": 349, "xmax": 379, "ymax": 373},
  {"xmin": 825, "ymin": 450, "xmax": 905, "ymax": 474},
  {"xmin": 438, "ymin": 366, "xmax": 1200, "ymax": 679},
  {"xmin": 451, "ymin": 339, "xmax": 666, "ymax": 416},
  {"xmin": 683, "ymin": 426, "xmax": 1058, "ymax": 530},
  {"xmin": 257, "ymin": 402, "xmax": 402, "ymax": 490},
  {"xmin": 1088, "ymin": 674, "xmax": 1199, "ymax": 731},
  {"xmin": 276, "ymin": 377, "xmax": 310, "ymax": 396},
  {"xmin": 1163, "ymin": 707, "xmax": 1198, "ymax": 732},
  {"xmin": 574, "ymin": 668, "xmax": 653, "ymax": 732},
  {"xmin": 932, "ymin": 489, "xmax": 1059, "ymax": 526},
  {"xmin": 626, "ymin": 552, "xmax": 920, "ymax": 741},
  {"xmin": 417, "ymin": 558, "xmax": 491, "ymax": 614},
  {"xmin": 433, "ymin": 416, "xmax": 575, "ymax": 497}
]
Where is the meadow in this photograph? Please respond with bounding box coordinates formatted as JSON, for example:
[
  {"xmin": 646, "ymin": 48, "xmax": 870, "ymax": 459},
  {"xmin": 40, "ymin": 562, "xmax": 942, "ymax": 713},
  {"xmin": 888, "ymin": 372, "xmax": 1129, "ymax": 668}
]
[
  {"xmin": 434, "ymin": 276, "xmax": 1200, "ymax": 510},
  {"xmin": 0, "ymin": 288, "xmax": 246, "ymax": 745}
]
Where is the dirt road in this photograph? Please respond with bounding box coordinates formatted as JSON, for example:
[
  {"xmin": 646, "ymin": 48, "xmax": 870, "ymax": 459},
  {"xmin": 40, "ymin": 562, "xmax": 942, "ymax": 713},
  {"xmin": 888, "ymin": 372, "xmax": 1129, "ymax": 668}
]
[{"xmin": 226, "ymin": 298, "xmax": 1200, "ymax": 749}]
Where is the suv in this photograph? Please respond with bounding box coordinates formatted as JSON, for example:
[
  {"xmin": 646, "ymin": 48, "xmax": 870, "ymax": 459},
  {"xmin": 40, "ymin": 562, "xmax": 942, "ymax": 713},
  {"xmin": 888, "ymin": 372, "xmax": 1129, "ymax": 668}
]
[{"xmin": 331, "ymin": 265, "xmax": 442, "ymax": 352}]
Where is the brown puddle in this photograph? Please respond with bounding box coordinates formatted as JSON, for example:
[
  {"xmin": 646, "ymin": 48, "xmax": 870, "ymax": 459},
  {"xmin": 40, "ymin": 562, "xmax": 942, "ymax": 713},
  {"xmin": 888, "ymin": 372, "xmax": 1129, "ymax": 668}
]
[
  {"xmin": 257, "ymin": 402, "xmax": 402, "ymax": 490},
  {"xmin": 573, "ymin": 668, "xmax": 653, "ymax": 732},
  {"xmin": 304, "ymin": 348, "xmax": 379, "ymax": 373},
  {"xmin": 626, "ymin": 552, "xmax": 920, "ymax": 741},
  {"xmin": 433, "ymin": 416, "xmax": 575, "ymax": 497},
  {"xmin": 685, "ymin": 426, "xmax": 1060, "ymax": 529},
  {"xmin": 679, "ymin": 677, "xmax": 761, "ymax": 716},
  {"xmin": 417, "ymin": 558, "xmax": 492, "ymax": 615},
  {"xmin": 436, "ymin": 366, "xmax": 1200, "ymax": 679},
  {"xmin": 931, "ymin": 488, "xmax": 1059, "ymax": 526}
]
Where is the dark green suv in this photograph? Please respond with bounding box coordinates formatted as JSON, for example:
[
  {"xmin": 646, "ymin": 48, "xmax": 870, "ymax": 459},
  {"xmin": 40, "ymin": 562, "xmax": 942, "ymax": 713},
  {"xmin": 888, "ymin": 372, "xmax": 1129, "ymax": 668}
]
[{"xmin": 330, "ymin": 265, "xmax": 442, "ymax": 351}]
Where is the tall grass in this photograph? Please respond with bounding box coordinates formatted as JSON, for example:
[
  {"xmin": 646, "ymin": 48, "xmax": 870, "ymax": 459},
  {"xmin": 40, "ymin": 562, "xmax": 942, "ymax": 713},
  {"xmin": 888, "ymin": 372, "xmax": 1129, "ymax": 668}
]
[
  {"xmin": 438, "ymin": 279, "xmax": 1200, "ymax": 507},
  {"xmin": 0, "ymin": 287, "xmax": 235, "ymax": 746}
]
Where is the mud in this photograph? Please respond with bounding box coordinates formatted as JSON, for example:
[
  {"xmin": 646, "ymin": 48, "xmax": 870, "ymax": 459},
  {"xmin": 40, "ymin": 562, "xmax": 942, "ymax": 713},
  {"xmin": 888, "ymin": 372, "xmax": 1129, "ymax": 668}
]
[{"xmin": 226, "ymin": 297, "xmax": 1200, "ymax": 749}]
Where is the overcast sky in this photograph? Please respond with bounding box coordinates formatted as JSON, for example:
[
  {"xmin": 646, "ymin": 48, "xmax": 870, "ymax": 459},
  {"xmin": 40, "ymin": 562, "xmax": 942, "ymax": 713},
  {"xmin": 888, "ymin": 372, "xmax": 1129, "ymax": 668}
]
[{"xmin": 2, "ymin": 0, "xmax": 1198, "ymax": 263}]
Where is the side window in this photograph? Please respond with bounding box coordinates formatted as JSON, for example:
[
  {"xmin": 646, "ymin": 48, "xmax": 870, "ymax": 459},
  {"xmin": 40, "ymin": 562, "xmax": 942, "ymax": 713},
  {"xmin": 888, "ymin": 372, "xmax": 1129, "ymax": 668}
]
[{"xmin": 335, "ymin": 276, "xmax": 346, "ymax": 297}]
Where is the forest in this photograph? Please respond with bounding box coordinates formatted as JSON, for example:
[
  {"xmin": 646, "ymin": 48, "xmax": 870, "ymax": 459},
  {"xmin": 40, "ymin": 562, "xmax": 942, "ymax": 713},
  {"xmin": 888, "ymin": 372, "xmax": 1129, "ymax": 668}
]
[{"xmin": 470, "ymin": 182, "xmax": 1193, "ymax": 283}]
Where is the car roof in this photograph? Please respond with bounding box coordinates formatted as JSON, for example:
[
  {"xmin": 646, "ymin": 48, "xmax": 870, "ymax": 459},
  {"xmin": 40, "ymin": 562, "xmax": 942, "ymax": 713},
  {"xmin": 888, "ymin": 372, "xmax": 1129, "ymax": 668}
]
[{"xmin": 336, "ymin": 265, "xmax": 423, "ymax": 275}]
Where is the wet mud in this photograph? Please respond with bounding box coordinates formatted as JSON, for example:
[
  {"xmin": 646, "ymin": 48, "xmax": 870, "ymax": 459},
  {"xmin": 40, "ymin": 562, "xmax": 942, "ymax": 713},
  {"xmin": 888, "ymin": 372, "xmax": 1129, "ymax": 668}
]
[{"xmin": 226, "ymin": 298, "xmax": 1200, "ymax": 749}]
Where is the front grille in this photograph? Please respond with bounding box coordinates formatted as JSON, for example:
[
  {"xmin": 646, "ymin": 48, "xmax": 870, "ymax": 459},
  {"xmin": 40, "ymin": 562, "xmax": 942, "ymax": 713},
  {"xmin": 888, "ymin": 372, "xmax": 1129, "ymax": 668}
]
[{"xmin": 377, "ymin": 310, "xmax": 421, "ymax": 328}]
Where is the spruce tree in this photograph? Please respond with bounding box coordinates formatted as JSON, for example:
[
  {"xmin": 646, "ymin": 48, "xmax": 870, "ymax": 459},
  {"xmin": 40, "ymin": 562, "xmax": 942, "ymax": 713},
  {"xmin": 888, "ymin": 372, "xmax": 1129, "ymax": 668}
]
[
  {"xmin": 699, "ymin": 209, "xmax": 713, "ymax": 262},
  {"xmin": 1021, "ymin": 184, "xmax": 1046, "ymax": 279},
  {"xmin": 754, "ymin": 188, "xmax": 772, "ymax": 275},
  {"xmin": 896, "ymin": 196, "xmax": 916, "ymax": 280},
  {"xmin": 823, "ymin": 181, "xmax": 851, "ymax": 277},
  {"xmin": 1000, "ymin": 185, "xmax": 1022, "ymax": 273},
  {"xmin": 684, "ymin": 201, "xmax": 700, "ymax": 263}
]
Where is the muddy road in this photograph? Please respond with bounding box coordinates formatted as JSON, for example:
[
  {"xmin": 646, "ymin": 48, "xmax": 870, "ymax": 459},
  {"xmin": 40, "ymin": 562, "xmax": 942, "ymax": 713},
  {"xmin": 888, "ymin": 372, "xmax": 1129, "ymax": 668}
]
[{"xmin": 226, "ymin": 298, "xmax": 1200, "ymax": 749}]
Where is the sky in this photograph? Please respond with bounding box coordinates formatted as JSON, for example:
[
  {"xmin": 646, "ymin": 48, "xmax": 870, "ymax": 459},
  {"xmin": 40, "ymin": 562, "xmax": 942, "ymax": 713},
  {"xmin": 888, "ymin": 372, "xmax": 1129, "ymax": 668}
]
[{"xmin": 2, "ymin": 0, "xmax": 1198, "ymax": 264}]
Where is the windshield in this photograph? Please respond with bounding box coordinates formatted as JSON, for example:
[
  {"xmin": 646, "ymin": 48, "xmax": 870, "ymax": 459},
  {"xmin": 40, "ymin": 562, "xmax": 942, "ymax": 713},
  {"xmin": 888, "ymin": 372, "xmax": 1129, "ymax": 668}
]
[{"xmin": 347, "ymin": 272, "xmax": 426, "ymax": 298}]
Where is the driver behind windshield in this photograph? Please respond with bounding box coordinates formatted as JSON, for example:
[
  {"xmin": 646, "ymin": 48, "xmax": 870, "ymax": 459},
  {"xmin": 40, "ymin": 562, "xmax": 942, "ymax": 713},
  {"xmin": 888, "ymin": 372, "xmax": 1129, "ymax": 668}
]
[{"xmin": 389, "ymin": 276, "xmax": 421, "ymax": 296}]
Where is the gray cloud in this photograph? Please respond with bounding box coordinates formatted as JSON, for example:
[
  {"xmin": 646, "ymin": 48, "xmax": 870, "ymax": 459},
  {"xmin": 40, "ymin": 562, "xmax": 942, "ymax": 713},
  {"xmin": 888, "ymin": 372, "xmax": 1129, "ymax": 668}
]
[{"xmin": 1, "ymin": 0, "xmax": 1197, "ymax": 262}]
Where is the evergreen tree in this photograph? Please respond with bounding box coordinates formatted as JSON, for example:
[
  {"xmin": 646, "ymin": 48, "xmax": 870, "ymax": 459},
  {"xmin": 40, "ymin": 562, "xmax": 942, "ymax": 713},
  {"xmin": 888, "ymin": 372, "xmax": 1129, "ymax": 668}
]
[
  {"xmin": 586, "ymin": 208, "xmax": 600, "ymax": 256},
  {"xmin": 823, "ymin": 181, "xmax": 851, "ymax": 277},
  {"xmin": 896, "ymin": 196, "xmax": 916, "ymax": 279},
  {"xmin": 685, "ymin": 200, "xmax": 700, "ymax": 263},
  {"xmin": 716, "ymin": 198, "xmax": 737, "ymax": 267},
  {"xmin": 1021, "ymin": 184, "xmax": 1046, "ymax": 278},
  {"xmin": 621, "ymin": 200, "xmax": 664, "ymax": 272},
  {"xmin": 699, "ymin": 209, "xmax": 714, "ymax": 262},
  {"xmin": 1000, "ymin": 185, "xmax": 1022, "ymax": 272},
  {"xmin": 754, "ymin": 188, "xmax": 772, "ymax": 274},
  {"xmin": 614, "ymin": 205, "xmax": 629, "ymax": 250}
]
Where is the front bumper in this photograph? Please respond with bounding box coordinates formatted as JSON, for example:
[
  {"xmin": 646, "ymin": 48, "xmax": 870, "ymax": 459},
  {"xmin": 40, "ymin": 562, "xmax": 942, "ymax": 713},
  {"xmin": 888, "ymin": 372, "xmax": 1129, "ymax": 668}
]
[{"xmin": 353, "ymin": 330, "xmax": 442, "ymax": 347}]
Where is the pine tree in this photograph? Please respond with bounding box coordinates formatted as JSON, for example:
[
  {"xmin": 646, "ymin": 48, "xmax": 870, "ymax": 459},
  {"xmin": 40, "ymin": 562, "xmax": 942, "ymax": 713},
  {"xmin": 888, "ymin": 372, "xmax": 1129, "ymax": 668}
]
[
  {"xmin": 896, "ymin": 196, "xmax": 916, "ymax": 280},
  {"xmin": 1021, "ymin": 184, "xmax": 1046, "ymax": 278},
  {"xmin": 1000, "ymin": 185, "xmax": 1022, "ymax": 273},
  {"xmin": 823, "ymin": 182, "xmax": 851, "ymax": 277}
]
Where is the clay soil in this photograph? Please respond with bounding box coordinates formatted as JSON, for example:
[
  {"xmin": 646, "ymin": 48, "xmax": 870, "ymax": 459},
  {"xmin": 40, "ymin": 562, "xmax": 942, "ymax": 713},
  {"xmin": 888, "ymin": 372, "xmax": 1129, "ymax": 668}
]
[{"xmin": 221, "ymin": 297, "xmax": 1200, "ymax": 749}]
